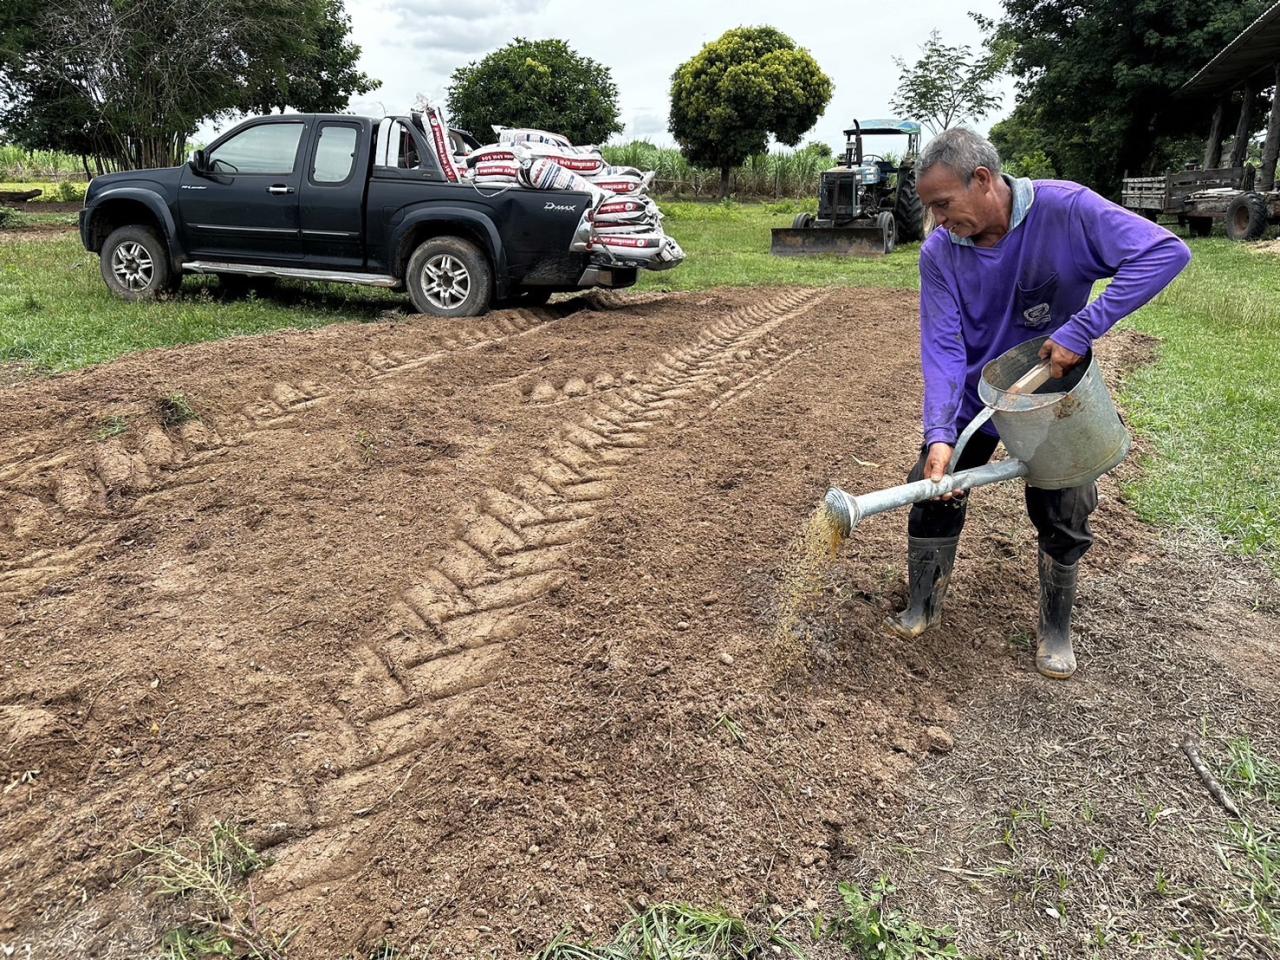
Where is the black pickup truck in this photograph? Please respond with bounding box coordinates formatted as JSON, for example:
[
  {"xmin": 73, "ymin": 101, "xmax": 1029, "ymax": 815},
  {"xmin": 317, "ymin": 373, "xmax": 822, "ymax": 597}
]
[{"xmin": 79, "ymin": 113, "xmax": 636, "ymax": 316}]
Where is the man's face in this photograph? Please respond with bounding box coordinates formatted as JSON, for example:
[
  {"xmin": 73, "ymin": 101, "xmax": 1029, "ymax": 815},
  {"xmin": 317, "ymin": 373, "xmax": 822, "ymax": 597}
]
[{"xmin": 918, "ymin": 165, "xmax": 997, "ymax": 240}]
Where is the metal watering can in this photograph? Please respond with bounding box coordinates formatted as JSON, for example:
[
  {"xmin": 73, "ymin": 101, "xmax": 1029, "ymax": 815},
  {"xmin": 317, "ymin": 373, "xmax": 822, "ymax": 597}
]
[{"xmin": 824, "ymin": 335, "xmax": 1131, "ymax": 537}]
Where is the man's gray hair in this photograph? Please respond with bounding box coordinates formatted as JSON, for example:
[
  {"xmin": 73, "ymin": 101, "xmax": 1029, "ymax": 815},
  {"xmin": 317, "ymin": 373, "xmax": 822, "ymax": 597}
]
[{"xmin": 919, "ymin": 127, "xmax": 1002, "ymax": 184}]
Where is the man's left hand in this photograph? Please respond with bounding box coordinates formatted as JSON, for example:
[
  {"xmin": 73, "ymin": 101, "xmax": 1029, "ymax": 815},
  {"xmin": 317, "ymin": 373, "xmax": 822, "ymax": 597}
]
[{"xmin": 1038, "ymin": 339, "xmax": 1085, "ymax": 380}]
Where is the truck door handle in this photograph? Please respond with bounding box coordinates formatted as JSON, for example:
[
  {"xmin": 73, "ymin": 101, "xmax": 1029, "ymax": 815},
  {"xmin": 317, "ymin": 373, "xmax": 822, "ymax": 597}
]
[{"xmin": 267, "ymin": 185, "xmax": 294, "ymax": 195}]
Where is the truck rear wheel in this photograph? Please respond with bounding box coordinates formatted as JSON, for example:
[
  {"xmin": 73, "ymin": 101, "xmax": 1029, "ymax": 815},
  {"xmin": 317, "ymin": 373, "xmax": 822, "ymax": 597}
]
[
  {"xmin": 1225, "ymin": 192, "xmax": 1268, "ymax": 242},
  {"xmin": 100, "ymin": 225, "xmax": 178, "ymax": 301},
  {"xmin": 406, "ymin": 236, "xmax": 492, "ymax": 317}
]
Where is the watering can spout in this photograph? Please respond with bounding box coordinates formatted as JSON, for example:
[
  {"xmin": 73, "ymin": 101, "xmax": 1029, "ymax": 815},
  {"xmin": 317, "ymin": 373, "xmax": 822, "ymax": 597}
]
[
  {"xmin": 823, "ymin": 458, "xmax": 1030, "ymax": 540},
  {"xmin": 823, "ymin": 487, "xmax": 860, "ymax": 538}
]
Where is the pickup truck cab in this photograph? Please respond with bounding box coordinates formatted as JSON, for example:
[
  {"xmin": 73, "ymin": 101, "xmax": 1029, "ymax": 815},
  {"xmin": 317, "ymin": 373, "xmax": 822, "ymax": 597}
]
[{"xmin": 79, "ymin": 113, "xmax": 636, "ymax": 316}]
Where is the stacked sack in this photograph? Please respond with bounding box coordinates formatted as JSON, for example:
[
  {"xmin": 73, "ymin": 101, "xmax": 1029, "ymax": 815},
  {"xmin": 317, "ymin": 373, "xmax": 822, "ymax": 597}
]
[{"xmin": 418, "ymin": 104, "xmax": 683, "ymax": 272}]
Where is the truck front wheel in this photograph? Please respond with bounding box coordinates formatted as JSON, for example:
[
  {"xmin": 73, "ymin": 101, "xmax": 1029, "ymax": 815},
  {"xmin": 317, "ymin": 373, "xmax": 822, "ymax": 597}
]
[
  {"xmin": 100, "ymin": 225, "xmax": 178, "ymax": 301},
  {"xmin": 406, "ymin": 236, "xmax": 493, "ymax": 317}
]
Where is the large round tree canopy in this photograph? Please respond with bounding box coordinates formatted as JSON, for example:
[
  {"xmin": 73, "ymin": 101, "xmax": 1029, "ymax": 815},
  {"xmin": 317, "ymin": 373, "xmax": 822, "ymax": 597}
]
[
  {"xmin": 669, "ymin": 26, "xmax": 833, "ymax": 174},
  {"xmin": 446, "ymin": 38, "xmax": 623, "ymax": 147}
]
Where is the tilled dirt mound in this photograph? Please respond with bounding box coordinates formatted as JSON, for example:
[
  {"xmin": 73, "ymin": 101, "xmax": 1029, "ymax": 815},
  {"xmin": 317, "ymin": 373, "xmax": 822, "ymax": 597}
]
[{"xmin": 1, "ymin": 287, "xmax": 1160, "ymax": 957}]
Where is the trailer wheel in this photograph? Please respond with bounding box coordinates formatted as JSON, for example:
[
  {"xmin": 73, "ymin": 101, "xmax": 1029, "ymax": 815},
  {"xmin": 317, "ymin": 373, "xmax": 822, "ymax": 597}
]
[
  {"xmin": 1187, "ymin": 217, "xmax": 1213, "ymax": 238},
  {"xmin": 1225, "ymin": 192, "xmax": 1268, "ymax": 242},
  {"xmin": 406, "ymin": 236, "xmax": 493, "ymax": 317}
]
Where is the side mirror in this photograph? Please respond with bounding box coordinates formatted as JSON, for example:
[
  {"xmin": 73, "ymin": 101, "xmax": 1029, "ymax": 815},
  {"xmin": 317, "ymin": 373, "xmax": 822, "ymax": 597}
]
[{"xmin": 189, "ymin": 149, "xmax": 207, "ymax": 173}]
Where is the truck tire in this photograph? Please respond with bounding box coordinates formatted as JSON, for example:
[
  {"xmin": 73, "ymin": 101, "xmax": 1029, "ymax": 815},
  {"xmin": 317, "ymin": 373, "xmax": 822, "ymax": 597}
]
[
  {"xmin": 1187, "ymin": 217, "xmax": 1213, "ymax": 238},
  {"xmin": 1225, "ymin": 192, "xmax": 1268, "ymax": 242},
  {"xmin": 893, "ymin": 168, "xmax": 924, "ymax": 242},
  {"xmin": 100, "ymin": 225, "xmax": 178, "ymax": 301},
  {"xmin": 406, "ymin": 236, "xmax": 493, "ymax": 317}
]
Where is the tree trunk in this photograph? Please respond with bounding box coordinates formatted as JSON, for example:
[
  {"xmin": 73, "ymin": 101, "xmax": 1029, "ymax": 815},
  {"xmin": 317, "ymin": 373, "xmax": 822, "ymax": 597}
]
[
  {"xmin": 1260, "ymin": 63, "xmax": 1280, "ymax": 192},
  {"xmin": 1229, "ymin": 83, "xmax": 1255, "ymax": 169},
  {"xmin": 720, "ymin": 165, "xmax": 731, "ymax": 199},
  {"xmin": 1204, "ymin": 97, "xmax": 1228, "ymax": 169}
]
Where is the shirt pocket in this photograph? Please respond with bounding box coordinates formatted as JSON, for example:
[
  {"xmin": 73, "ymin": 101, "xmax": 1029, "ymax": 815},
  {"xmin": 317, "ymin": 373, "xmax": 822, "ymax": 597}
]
[{"xmin": 1014, "ymin": 273, "xmax": 1059, "ymax": 329}]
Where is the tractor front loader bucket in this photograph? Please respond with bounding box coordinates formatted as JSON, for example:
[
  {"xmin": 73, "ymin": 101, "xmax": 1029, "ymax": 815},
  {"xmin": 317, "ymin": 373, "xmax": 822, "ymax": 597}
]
[{"xmin": 769, "ymin": 224, "xmax": 892, "ymax": 257}]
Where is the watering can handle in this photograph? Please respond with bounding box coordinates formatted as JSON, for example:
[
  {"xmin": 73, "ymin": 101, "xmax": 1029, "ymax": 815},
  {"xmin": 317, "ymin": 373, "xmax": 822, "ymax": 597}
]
[
  {"xmin": 947, "ymin": 360, "xmax": 1053, "ymax": 475},
  {"xmin": 1008, "ymin": 359, "xmax": 1054, "ymax": 396}
]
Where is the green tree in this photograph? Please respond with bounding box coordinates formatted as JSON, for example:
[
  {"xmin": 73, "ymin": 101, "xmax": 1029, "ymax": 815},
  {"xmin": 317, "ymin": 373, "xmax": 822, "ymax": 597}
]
[
  {"xmin": 0, "ymin": 0, "xmax": 376, "ymax": 173},
  {"xmin": 889, "ymin": 29, "xmax": 1006, "ymax": 135},
  {"xmin": 989, "ymin": 102, "xmax": 1059, "ymax": 178},
  {"xmin": 978, "ymin": 0, "xmax": 1271, "ymax": 197},
  {"xmin": 446, "ymin": 38, "xmax": 622, "ymax": 146},
  {"xmin": 669, "ymin": 26, "xmax": 833, "ymax": 198}
]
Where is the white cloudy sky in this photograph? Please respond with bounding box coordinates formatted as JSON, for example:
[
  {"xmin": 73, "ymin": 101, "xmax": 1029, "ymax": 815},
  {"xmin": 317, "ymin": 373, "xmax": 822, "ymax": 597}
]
[{"xmin": 212, "ymin": 0, "xmax": 1018, "ymax": 149}]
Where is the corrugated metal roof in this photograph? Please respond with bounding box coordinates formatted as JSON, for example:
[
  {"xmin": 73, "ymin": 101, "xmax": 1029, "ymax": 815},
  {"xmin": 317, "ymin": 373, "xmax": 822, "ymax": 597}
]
[{"xmin": 1182, "ymin": 2, "xmax": 1280, "ymax": 94}]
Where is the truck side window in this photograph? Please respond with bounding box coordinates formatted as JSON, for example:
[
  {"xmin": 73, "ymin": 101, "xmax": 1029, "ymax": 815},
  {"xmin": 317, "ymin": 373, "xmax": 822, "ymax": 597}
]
[
  {"xmin": 312, "ymin": 124, "xmax": 359, "ymax": 184},
  {"xmin": 209, "ymin": 122, "xmax": 305, "ymax": 175}
]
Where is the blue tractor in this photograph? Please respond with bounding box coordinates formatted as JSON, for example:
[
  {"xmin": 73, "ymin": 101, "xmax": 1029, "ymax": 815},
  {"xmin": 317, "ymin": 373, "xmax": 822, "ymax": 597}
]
[{"xmin": 771, "ymin": 119, "xmax": 924, "ymax": 257}]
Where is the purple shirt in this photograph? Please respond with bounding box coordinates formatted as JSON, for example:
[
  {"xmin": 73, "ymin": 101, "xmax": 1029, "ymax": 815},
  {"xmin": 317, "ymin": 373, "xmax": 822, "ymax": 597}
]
[{"xmin": 919, "ymin": 178, "xmax": 1191, "ymax": 445}]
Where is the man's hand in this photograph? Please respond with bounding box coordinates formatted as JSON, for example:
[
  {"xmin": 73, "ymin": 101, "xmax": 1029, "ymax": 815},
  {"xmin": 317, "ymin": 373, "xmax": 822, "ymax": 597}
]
[
  {"xmin": 924, "ymin": 442, "xmax": 965, "ymax": 501},
  {"xmin": 1038, "ymin": 339, "xmax": 1085, "ymax": 380}
]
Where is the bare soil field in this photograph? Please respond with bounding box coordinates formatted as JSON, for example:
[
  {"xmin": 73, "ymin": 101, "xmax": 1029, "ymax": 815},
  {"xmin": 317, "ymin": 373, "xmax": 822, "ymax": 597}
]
[{"xmin": 1, "ymin": 287, "xmax": 1275, "ymax": 958}]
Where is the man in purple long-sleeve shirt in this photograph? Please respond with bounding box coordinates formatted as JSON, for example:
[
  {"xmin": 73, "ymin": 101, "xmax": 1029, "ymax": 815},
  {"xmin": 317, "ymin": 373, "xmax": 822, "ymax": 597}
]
[{"xmin": 886, "ymin": 128, "xmax": 1190, "ymax": 679}]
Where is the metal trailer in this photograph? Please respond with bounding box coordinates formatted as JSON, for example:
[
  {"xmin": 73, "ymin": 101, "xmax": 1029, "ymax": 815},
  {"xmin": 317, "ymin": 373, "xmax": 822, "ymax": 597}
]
[{"xmin": 1121, "ymin": 2, "xmax": 1280, "ymax": 241}]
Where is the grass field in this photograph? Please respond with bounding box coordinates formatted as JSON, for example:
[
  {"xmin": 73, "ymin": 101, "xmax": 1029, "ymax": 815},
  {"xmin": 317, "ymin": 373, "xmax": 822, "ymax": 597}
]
[
  {"xmin": 1, "ymin": 203, "xmax": 1276, "ymax": 565},
  {"xmin": 1117, "ymin": 240, "xmax": 1280, "ymax": 564}
]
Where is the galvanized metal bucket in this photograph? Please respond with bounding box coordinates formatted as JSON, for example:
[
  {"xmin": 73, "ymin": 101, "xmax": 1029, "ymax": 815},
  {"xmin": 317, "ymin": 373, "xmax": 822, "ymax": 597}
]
[{"xmin": 978, "ymin": 335, "xmax": 1130, "ymax": 490}]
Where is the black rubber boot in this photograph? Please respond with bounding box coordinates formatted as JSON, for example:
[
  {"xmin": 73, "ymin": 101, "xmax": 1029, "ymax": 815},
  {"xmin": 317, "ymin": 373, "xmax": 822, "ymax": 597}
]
[
  {"xmin": 884, "ymin": 535, "xmax": 959, "ymax": 639},
  {"xmin": 1036, "ymin": 549, "xmax": 1078, "ymax": 679}
]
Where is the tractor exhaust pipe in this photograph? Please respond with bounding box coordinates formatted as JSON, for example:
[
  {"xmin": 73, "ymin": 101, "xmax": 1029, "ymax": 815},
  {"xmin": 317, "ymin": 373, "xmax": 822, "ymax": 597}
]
[{"xmin": 823, "ymin": 458, "xmax": 1030, "ymax": 537}]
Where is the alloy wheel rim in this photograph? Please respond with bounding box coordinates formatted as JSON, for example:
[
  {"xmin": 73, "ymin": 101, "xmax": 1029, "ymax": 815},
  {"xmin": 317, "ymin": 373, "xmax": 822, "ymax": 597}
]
[
  {"xmin": 111, "ymin": 241, "xmax": 154, "ymax": 290},
  {"xmin": 421, "ymin": 254, "xmax": 471, "ymax": 309}
]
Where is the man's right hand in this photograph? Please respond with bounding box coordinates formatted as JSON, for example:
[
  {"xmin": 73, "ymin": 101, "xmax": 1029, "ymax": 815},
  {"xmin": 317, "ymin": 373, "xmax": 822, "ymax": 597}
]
[{"xmin": 925, "ymin": 442, "xmax": 965, "ymax": 501}]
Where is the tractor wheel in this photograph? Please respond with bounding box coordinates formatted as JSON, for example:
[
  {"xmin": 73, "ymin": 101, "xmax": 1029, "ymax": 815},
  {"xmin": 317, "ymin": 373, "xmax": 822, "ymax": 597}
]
[
  {"xmin": 792, "ymin": 212, "xmax": 814, "ymax": 229},
  {"xmin": 893, "ymin": 167, "xmax": 924, "ymax": 242},
  {"xmin": 1187, "ymin": 217, "xmax": 1213, "ymax": 238},
  {"xmin": 877, "ymin": 211, "xmax": 897, "ymax": 255},
  {"xmin": 1225, "ymin": 192, "xmax": 1268, "ymax": 242}
]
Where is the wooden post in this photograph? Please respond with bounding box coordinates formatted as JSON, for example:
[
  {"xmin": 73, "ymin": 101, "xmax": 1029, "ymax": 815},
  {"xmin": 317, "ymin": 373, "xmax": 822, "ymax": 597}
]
[
  {"xmin": 1204, "ymin": 97, "xmax": 1228, "ymax": 169},
  {"xmin": 1261, "ymin": 63, "xmax": 1280, "ymax": 192},
  {"xmin": 1229, "ymin": 82, "xmax": 1255, "ymax": 168}
]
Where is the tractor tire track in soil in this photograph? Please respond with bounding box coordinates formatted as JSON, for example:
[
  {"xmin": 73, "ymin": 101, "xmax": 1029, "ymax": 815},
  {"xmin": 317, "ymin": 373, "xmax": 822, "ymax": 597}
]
[
  {"xmin": 0, "ymin": 299, "xmax": 610, "ymax": 603},
  {"xmin": 260, "ymin": 289, "xmax": 827, "ymax": 894}
]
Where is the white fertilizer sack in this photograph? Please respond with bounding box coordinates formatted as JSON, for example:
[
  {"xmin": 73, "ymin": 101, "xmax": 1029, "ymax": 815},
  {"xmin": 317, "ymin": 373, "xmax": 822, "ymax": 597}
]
[
  {"xmin": 601, "ymin": 165, "xmax": 646, "ymax": 178},
  {"xmin": 512, "ymin": 142, "xmax": 607, "ymax": 178},
  {"xmin": 494, "ymin": 126, "xmax": 573, "ymax": 148},
  {"xmin": 593, "ymin": 171, "xmax": 655, "ymax": 195},
  {"xmin": 589, "ymin": 231, "xmax": 684, "ymax": 269},
  {"xmin": 471, "ymin": 160, "xmax": 522, "ymax": 185},
  {"xmin": 518, "ymin": 157, "xmax": 606, "ymax": 206},
  {"xmin": 592, "ymin": 197, "xmax": 662, "ymax": 226},
  {"xmin": 466, "ymin": 145, "xmax": 520, "ymax": 166},
  {"xmin": 421, "ymin": 103, "xmax": 469, "ymax": 183}
]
